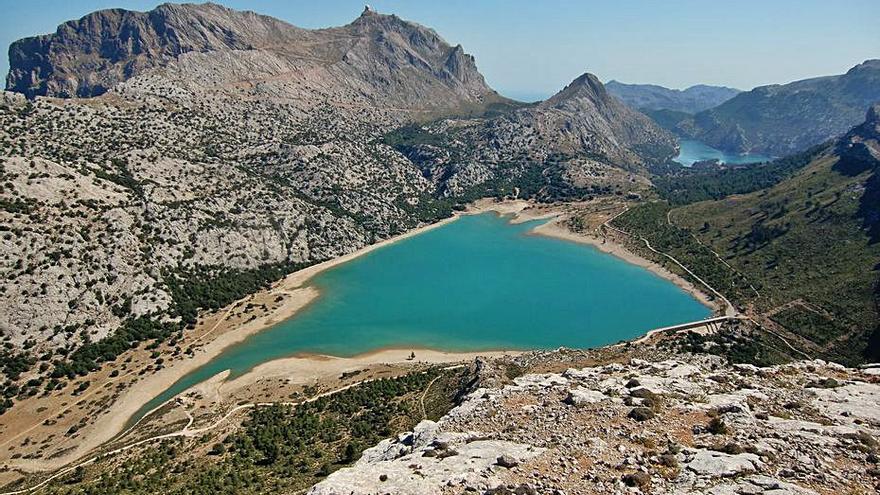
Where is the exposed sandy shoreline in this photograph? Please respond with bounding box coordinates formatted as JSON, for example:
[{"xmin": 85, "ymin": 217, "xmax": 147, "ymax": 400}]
[
  {"xmin": 529, "ymin": 216, "xmax": 719, "ymax": 312},
  {"xmin": 472, "ymin": 198, "xmax": 718, "ymax": 312},
  {"xmin": 3, "ymin": 199, "xmax": 717, "ymax": 475},
  {"xmin": 218, "ymin": 348, "xmax": 520, "ymax": 398}
]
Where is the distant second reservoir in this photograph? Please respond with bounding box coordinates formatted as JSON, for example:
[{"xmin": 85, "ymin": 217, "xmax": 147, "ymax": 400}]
[{"xmin": 675, "ymin": 139, "xmax": 772, "ymax": 166}]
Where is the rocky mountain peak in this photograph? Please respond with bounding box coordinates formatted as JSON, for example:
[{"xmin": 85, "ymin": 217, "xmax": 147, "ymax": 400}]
[
  {"xmin": 339, "ymin": 8, "xmax": 489, "ymax": 96},
  {"xmin": 541, "ymin": 72, "xmax": 608, "ymax": 110},
  {"xmin": 5, "ymin": 2, "xmax": 298, "ymax": 98},
  {"xmin": 847, "ymin": 58, "xmax": 880, "ymax": 76},
  {"xmin": 846, "ymin": 103, "xmax": 880, "ymax": 143},
  {"xmin": 5, "ymin": 3, "xmax": 497, "ymax": 114},
  {"xmin": 479, "ymin": 71, "xmax": 680, "ymax": 166}
]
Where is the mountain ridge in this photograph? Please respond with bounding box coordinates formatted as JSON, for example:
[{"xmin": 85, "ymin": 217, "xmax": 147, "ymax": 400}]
[
  {"xmin": 5, "ymin": 2, "xmax": 501, "ymax": 120},
  {"xmin": 682, "ymin": 60, "xmax": 880, "ymax": 155},
  {"xmin": 606, "ymin": 79, "xmax": 741, "ymax": 114}
]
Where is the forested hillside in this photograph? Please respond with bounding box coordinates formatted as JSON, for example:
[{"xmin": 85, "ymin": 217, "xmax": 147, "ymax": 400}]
[{"xmin": 622, "ymin": 105, "xmax": 880, "ymax": 364}]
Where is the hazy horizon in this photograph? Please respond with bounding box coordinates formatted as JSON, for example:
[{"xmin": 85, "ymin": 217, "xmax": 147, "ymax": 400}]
[{"xmin": 1, "ymin": 0, "xmax": 878, "ymax": 102}]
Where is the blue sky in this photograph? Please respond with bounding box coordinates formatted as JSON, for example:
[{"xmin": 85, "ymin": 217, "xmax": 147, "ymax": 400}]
[{"xmin": 2, "ymin": 0, "xmax": 877, "ymax": 101}]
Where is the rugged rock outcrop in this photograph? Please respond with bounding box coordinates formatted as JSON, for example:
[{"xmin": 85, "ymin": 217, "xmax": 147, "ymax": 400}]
[
  {"xmin": 310, "ymin": 357, "xmax": 880, "ymax": 494},
  {"xmin": 835, "ymin": 103, "xmax": 880, "ymax": 247},
  {"xmin": 837, "ymin": 103, "xmax": 880, "ymax": 172},
  {"xmin": 529, "ymin": 72, "xmax": 678, "ymax": 163},
  {"xmin": 391, "ymin": 73, "xmax": 677, "ymax": 200},
  {"xmin": 606, "ymin": 80, "xmax": 741, "ymax": 114},
  {"xmin": 7, "ymin": 3, "xmax": 301, "ymax": 98}
]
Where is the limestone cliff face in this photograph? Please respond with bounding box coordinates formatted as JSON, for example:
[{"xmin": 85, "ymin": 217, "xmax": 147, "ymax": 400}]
[
  {"xmin": 5, "ymin": 3, "xmax": 497, "ymax": 114},
  {"xmin": 6, "ymin": 3, "xmax": 286, "ymax": 98}
]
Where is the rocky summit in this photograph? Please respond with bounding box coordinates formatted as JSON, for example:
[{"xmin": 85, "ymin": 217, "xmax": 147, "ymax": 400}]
[
  {"xmin": 6, "ymin": 3, "xmax": 498, "ymax": 116},
  {"xmin": 388, "ymin": 72, "xmax": 677, "ymax": 200},
  {"xmin": 310, "ymin": 356, "xmax": 880, "ymax": 494}
]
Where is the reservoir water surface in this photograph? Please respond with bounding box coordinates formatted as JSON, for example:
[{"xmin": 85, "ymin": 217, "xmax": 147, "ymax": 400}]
[
  {"xmin": 675, "ymin": 139, "xmax": 772, "ymax": 166},
  {"xmin": 136, "ymin": 213, "xmax": 711, "ymax": 419}
]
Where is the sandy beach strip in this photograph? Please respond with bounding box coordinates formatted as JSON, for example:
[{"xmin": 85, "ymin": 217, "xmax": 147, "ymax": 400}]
[
  {"xmin": 217, "ymin": 348, "xmax": 520, "ymax": 398},
  {"xmin": 20, "ymin": 206, "xmax": 524, "ymax": 471},
  {"xmin": 529, "ymin": 215, "xmax": 720, "ymax": 312}
]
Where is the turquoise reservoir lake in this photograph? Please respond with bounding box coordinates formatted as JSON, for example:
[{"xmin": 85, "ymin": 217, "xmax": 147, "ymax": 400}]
[
  {"xmin": 675, "ymin": 139, "xmax": 771, "ymax": 166},
  {"xmin": 136, "ymin": 213, "xmax": 710, "ymax": 419}
]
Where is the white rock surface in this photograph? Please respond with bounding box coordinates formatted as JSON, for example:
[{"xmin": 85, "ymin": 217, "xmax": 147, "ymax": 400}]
[
  {"xmin": 686, "ymin": 449, "xmax": 762, "ymax": 477},
  {"xmin": 307, "ymin": 358, "xmax": 880, "ymax": 494},
  {"xmin": 565, "ymin": 387, "xmax": 608, "ymax": 405}
]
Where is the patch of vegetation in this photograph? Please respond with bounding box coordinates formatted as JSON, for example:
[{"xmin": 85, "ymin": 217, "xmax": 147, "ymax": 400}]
[
  {"xmin": 652, "ymin": 142, "xmax": 830, "ymax": 205},
  {"xmin": 382, "ymin": 124, "xmax": 451, "ymax": 150},
  {"xmin": 38, "ymin": 369, "xmax": 465, "ymax": 495},
  {"xmin": 770, "ymin": 306, "xmax": 850, "ymax": 346},
  {"xmin": 611, "ymin": 202, "xmax": 755, "ymax": 306},
  {"xmin": 90, "ymin": 157, "xmax": 143, "ymax": 197},
  {"xmin": 670, "ymin": 151, "xmax": 880, "ymax": 364},
  {"xmin": 48, "ymin": 261, "xmax": 315, "ymax": 380},
  {"xmin": 0, "ymin": 197, "xmax": 36, "ymax": 214},
  {"xmin": 51, "ymin": 317, "xmax": 179, "ymax": 379},
  {"xmin": 664, "ymin": 327, "xmax": 794, "ymax": 367},
  {"xmin": 0, "ymin": 349, "xmax": 38, "ymax": 414},
  {"xmin": 165, "ymin": 262, "xmax": 312, "ymax": 327}
]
